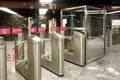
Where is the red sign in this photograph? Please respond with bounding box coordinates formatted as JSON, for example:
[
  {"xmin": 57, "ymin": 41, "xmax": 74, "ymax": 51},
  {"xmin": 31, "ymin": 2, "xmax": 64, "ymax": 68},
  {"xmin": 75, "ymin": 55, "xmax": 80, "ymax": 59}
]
[
  {"xmin": 0, "ymin": 28, "xmax": 11, "ymax": 35},
  {"xmin": 54, "ymin": 27, "xmax": 59, "ymax": 32},
  {"xmin": 31, "ymin": 27, "xmax": 37, "ymax": 33},
  {"xmin": 50, "ymin": 27, "xmax": 59, "ymax": 32},
  {"xmin": 38, "ymin": 27, "xmax": 45, "ymax": 32},
  {"xmin": 12, "ymin": 28, "xmax": 22, "ymax": 34},
  {"xmin": 60, "ymin": 27, "xmax": 68, "ymax": 31}
]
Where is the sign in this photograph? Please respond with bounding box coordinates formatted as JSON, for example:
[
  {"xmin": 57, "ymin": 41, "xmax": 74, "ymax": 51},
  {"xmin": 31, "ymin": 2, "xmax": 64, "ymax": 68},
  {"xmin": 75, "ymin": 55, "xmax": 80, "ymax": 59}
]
[
  {"xmin": 0, "ymin": 28, "xmax": 11, "ymax": 35},
  {"xmin": 38, "ymin": 27, "xmax": 45, "ymax": 32},
  {"xmin": 63, "ymin": 19, "xmax": 67, "ymax": 26},
  {"xmin": 31, "ymin": 27, "xmax": 37, "ymax": 33},
  {"xmin": 54, "ymin": 27, "xmax": 59, "ymax": 32},
  {"xmin": 50, "ymin": 27, "xmax": 59, "ymax": 32},
  {"xmin": 60, "ymin": 27, "xmax": 68, "ymax": 31},
  {"xmin": 12, "ymin": 28, "xmax": 22, "ymax": 34}
]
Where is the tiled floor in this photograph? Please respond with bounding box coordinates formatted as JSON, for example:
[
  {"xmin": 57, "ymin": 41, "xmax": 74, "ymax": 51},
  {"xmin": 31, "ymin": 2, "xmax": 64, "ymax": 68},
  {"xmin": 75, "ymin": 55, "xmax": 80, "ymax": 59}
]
[{"xmin": 7, "ymin": 42, "xmax": 120, "ymax": 80}]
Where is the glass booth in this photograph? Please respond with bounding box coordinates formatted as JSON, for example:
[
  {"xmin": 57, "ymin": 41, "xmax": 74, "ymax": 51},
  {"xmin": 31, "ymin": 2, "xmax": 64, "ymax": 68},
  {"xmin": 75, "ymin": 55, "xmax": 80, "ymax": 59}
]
[{"xmin": 61, "ymin": 5, "xmax": 106, "ymax": 65}]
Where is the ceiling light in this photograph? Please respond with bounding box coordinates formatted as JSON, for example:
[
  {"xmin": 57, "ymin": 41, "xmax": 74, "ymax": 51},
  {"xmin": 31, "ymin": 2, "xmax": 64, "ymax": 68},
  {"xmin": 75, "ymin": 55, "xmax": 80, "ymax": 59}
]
[
  {"xmin": 39, "ymin": 9, "xmax": 48, "ymax": 15},
  {"xmin": 107, "ymin": 11, "xmax": 120, "ymax": 14},
  {"xmin": 112, "ymin": 6, "xmax": 120, "ymax": 9},
  {"xmin": 39, "ymin": 0, "xmax": 53, "ymax": 3},
  {"xmin": 0, "ymin": 7, "xmax": 17, "ymax": 14}
]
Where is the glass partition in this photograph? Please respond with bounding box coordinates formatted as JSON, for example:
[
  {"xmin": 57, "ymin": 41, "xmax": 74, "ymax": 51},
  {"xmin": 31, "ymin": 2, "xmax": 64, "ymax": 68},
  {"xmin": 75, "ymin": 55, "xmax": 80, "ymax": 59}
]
[{"xmin": 61, "ymin": 5, "xmax": 106, "ymax": 64}]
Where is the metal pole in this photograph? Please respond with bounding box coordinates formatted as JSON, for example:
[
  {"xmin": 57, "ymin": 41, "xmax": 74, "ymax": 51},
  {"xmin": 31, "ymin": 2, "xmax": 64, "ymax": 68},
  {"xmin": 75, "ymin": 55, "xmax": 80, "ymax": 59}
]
[
  {"xmin": 103, "ymin": 10, "xmax": 107, "ymax": 53},
  {"xmin": 70, "ymin": 13, "xmax": 74, "ymax": 36},
  {"xmin": 28, "ymin": 17, "xmax": 32, "ymax": 36},
  {"xmin": 108, "ymin": 26, "xmax": 110, "ymax": 47},
  {"xmin": 60, "ymin": 10, "xmax": 64, "ymax": 35},
  {"xmin": 0, "ymin": 37, "xmax": 7, "ymax": 80},
  {"xmin": 52, "ymin": 18, "xmax": 55, "ymax": 33}
]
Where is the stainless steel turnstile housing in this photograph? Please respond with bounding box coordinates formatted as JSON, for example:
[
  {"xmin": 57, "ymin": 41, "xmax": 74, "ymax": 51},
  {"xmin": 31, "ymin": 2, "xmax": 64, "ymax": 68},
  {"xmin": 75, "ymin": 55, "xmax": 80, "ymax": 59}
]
[
  {"xmin": 15, "ymin": 35, "xmax": 41, "ymax": 80},
  {"xmin": 64, "ymin": 31, "xmax": 86, "ymax": 66},
  {"xmin": 0, "ymin": 37, "xmax": 6, "ymax": 80},
  {"xmin": 41, "ymin": 32, "xmax": 64, "ymax": 76}
]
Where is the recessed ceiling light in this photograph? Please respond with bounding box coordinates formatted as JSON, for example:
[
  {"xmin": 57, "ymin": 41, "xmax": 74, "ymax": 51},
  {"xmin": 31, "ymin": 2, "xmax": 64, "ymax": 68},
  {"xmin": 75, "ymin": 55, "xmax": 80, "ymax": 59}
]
[
  {"xmin": 39, "ymin": 0, "xmax": 53, "ymax": 3},
  {"xmin": 112, "ymin": 6, "xmax": 120, "ymax": 9},
  {"xmin": 39, "ymin": 9, "xmax": 48, "ymax": 15}
]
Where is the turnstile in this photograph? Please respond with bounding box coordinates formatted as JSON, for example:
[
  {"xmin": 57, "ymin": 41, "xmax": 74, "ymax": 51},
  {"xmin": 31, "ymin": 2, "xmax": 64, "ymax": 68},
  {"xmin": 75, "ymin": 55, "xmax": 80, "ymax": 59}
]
[
  {"xmin": 15, "ymin": 35, "xmax": 41, "ymax": 80},
  {"xmin": 64, "ymin": 31, "xmax": 86, "ymax": 66},
  {"xmin": 41, "ymin": 32, "xmax": 64, "ymax": 76},
  {"xmin": 0, "ymin": 37, "xmax": 7, "ymax": 80}
]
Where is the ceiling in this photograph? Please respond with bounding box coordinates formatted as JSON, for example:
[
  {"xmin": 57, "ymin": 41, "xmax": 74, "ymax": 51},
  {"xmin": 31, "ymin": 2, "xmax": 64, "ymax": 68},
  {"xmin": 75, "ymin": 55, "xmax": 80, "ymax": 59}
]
[
  {"xmin": 0, "ymin": 0, "xmax": 120, "ymax": 17},
  {"xmin": 2, "ymin": 0, "xmax": 119, "ymax": 5}
]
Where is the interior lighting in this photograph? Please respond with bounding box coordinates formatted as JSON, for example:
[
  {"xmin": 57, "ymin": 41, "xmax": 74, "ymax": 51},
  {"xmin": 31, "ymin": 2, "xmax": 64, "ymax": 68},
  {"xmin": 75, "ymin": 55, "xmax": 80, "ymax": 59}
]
[
  {"xmin": 112, "ymin": 6, "xmax": 120, "ymax": 9},
  {"xmin": 0, "ymin": 7, "xmax": 17, "ymax": 14},
  {"xmin": 39, "ymin": 0, "xmax": 53, "ymax": 3},
  {"xmin": 39, "ymin": 9, "xmax": 48, "ymax": 15}
]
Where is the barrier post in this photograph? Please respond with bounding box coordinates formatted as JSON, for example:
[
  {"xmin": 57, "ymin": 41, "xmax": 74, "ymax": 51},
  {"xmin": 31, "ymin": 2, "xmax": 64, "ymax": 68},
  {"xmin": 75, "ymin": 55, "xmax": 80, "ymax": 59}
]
[{"xmin": 0, "ymin": 37, "xmax": 7, "ymax": 80}]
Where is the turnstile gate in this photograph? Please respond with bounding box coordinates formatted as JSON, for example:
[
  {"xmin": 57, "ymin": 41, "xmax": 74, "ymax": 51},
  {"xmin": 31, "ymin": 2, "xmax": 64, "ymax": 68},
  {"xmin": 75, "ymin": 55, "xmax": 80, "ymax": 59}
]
[
  {"xmin": 64, "ymin": 31, "xmax": 86, "ymax": 66},
  {"xmin": 0, "ymin": 37, "xmax": 6, "ymax": 80},
  {"xmin": 15, "ymin": 35, "xmax": 41, "ymax": 80},
  {"xmin": 64, "ymin": 30, "xmax": 105, "ymax": 66},
  {"xmin": 41, "ymin": 32, "xmax": 64, "ymax": 76}
]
